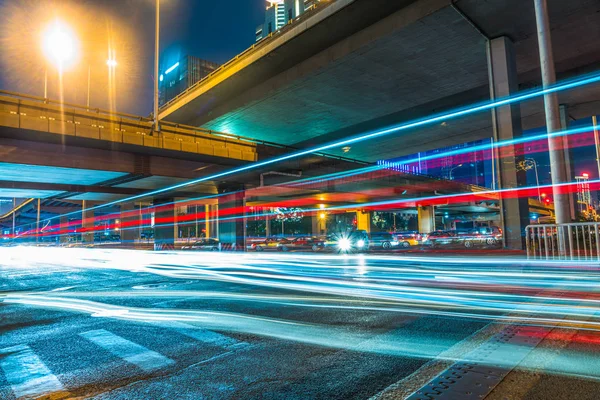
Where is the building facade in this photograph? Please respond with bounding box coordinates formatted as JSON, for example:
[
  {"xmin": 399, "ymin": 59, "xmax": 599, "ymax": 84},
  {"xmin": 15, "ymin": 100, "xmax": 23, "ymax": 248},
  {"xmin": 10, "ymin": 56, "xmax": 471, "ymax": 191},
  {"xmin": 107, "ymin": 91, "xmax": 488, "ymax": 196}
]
[
  {"xmin": 159, "ymin": 56, "xmax": 220, "ymax": 106},
  {"xmin": 256, "ymin": 0, "xmax": 319, "ymax": 42}
]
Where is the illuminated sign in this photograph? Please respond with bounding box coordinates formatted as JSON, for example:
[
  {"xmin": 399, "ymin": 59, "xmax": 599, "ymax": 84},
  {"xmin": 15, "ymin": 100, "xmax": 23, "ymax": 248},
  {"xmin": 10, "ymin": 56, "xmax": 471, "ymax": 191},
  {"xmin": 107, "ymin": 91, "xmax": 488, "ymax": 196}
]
[{"xmin": 165, "ymin": 62, "xmax": 179, "ymax": 74}]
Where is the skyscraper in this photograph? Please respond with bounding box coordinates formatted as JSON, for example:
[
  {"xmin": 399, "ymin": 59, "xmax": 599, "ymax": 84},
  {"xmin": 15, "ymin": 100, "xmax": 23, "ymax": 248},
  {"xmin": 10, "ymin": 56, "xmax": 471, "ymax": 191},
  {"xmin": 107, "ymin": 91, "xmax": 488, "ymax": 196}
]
[
  {"xmin": 159, "ymin": 56, "xmax": 220, "ymax": 106},
  {"xmin": 256, "ymin": 0, "xmax": 318, "ymax": 42}
]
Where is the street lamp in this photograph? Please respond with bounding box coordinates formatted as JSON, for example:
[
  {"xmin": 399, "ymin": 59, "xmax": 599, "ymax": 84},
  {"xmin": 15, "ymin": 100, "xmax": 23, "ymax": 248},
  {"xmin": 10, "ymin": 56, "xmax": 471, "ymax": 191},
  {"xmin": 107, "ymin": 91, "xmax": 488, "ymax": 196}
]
[
  {"xmin": 518, "ymin": 158, "xmax": 541, "ymax": 201},
  {"xmin": 41, "ymin": 19, "xmax": 79, "ymax": 98},
  {"xmin": 448, "ymin": 164, "xmax": 463, "ymax": 180},
  {"xmin": 84, "ymin": 59, "xmax": 117, "ymax": 109},
  {"xmin": 154, "ymin": 0, "xmax": 160, "ymax": 133}
]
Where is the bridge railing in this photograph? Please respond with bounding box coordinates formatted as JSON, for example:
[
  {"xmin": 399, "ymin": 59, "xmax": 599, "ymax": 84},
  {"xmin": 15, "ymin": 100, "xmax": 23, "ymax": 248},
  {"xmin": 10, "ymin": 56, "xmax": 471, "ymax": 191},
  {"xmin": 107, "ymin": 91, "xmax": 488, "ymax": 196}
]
[
  {"xmin": 526, "ymin": 222, "xmax": 600, "ymax": 261},
  {"xmin": 0, "ymin": 90, "xmax": 257, "ymax": 162}
]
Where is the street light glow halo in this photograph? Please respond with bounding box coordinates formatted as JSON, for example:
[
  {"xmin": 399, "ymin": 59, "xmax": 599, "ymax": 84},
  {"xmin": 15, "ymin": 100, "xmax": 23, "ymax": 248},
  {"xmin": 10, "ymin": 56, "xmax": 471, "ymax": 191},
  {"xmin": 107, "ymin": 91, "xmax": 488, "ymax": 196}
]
[{"xmin": 41, "ymin": 19, "xmax": 79, "ymax": 70}]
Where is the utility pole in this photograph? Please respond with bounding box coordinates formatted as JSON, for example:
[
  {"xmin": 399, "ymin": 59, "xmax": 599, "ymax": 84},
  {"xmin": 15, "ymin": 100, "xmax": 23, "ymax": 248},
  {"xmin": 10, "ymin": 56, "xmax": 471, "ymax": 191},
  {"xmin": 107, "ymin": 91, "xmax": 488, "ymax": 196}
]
[
  {"xmin": 44, "ymin": 69, "xmax": 48, "ymax": 99},
  {"xmin": 87, "ymin": 65, "xmax": 91, "ymax": 109},
  {"xmin": 533, "ymin": 0, "xmax": 571, "ymax": 224},
  {"xmin": 153, "ymin": 0, "xmax": 160, "ymax": 134}
]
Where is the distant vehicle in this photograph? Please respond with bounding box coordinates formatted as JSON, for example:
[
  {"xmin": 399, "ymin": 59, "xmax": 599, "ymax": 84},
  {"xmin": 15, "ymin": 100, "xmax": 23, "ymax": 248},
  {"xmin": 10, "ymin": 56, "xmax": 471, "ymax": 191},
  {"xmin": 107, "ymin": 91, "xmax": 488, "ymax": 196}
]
[
  {"xmin": 369, "ymin": 232, "xmax": 399, "ymax": 250},
  {"xmin": 460, "ymin": 226, "xmax": 503, "ymax": 249},
  {"xmin": 250, "ymin": 237, "xmax": 282, "ymax": 252},
  {"xmin": 140, "ymin": 231, "xmax": 154, "ymax": 240},
  {"xmin": 394, "ymin": 231, "xmax": 420, "ymax": 248},
  {"xmin": 324, "ymin": 230, "xmax": 369, "ymax": 252},
  {"xmin": 422, "ymin": 231, "xmax": 458, "ymax": 248},
  {"xmin": 277, "ymin": 237, "xmax": 325, "ymax": 252},
  {"xmin": 181, "ymin": 238, "xmax": 220, "ymax": 251}
]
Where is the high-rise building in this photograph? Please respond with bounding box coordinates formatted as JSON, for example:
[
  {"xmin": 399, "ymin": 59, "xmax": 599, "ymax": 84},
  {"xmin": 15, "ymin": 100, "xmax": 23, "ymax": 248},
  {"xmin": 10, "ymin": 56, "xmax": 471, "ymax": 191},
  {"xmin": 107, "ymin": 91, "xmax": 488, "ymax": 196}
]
[
  {"xmin": 256, "ymin": 0, "xmax": 319, "ymax": 42},
  {"xmin": 159, "ymin": 56, "xmax": 220, "ymax": 106}
]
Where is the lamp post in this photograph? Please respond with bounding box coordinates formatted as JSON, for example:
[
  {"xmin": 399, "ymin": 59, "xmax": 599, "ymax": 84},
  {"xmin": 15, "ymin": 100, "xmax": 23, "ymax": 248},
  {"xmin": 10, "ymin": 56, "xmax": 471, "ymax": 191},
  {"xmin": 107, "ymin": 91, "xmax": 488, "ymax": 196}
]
[
  {"xmin": 448, "ymin": 164, "xmax": 463, "ymax": 180},
  {"xmin": 593, "ymin": 115, "xmax": 600, "ymax": 181},
  {"xmin": 518, "ymin": 158, "xmax": 541, "ymax": 201},
  {"xmin": 83, "ymin": 59, "xmax": 116, "ymax": 110},
  {"xmin": 41, "ymin": 20, "xmax": 78, "ymax": 99},
  {"xmin": 153, "ymin": 0, "xmax": 160, "ymax": 133}
]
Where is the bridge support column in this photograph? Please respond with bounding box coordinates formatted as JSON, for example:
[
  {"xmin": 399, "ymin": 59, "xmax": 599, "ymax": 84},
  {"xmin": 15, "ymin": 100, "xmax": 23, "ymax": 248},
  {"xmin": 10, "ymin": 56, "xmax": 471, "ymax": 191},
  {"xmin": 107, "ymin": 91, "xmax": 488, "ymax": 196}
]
[
  {"xmin": 534, "ymin": 0, "xmax": 572, "ymax": 225},
  {"xmin": 560, "ymin": 104, "xmax": 576, "ymax": 221},
  {"xmin": 418, "ymin": 206, "xmax": 435, "ymax": 234},
  {"xmin": 218, "ymin": 185, "xmax": 246, "ymax": 250},
  {"xmin": 81, "ymin": 201, "xmax": 94, "ymax": 244},
  {"xmin": 154, "ymin": 198, "xmax": 176, "ymax": 251},
  {"xmin": 206, "ymin": 204, "xmax": 219, "ymax": 239},
  {"xmin": 265, "ymin": 213, "xmax": 272, "ymax": 237},
  {"xmin": 120, "ymin": 203, "xmax": 140, "ymax": 246},
  {"xmin": 356, "ymin": 210, "xmax": 371, "ymax": 233},
  {"xmin": 59, "ymin": 216, "xmax": 69, "ymax": 244},
  {"xmin": 312, "ymin": 214, "xmax": 327, "ymax": 236},
  {"xmin": 488, "ymin": 36, "xmax": 529, "ymax": 249}
]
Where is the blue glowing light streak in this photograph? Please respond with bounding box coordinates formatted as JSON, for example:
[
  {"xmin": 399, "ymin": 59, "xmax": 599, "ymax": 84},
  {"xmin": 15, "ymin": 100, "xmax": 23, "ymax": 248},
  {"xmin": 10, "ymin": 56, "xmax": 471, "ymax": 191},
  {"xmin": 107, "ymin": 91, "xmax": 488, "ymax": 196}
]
[
  {"xmin": 3, "ymin": 248, "xmax": 600, "ymax": 378},
  {"xmin": 40, "ymin": 71, "xmax": 600, "ymax": 220}
]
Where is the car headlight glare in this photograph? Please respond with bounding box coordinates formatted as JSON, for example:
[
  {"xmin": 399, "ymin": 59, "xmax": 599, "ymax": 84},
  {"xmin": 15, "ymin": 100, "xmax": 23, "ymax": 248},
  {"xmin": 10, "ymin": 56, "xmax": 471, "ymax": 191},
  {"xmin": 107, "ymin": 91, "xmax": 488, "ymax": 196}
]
[
  {"xmin": 338, "ymin": 238, "xmax": 351, "ymax": 251},
  {"xmin": 356, "ymin": 239, "xmax": 365, "ymax": 248}
]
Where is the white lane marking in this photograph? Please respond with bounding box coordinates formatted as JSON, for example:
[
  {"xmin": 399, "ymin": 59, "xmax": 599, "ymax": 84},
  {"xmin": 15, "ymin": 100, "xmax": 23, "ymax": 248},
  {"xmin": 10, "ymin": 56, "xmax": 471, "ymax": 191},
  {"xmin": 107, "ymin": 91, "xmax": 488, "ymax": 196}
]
[
  {"xmin": 160, "ymin": 321, "xmax": 246, "ymax": 348},
  {"xmin": 0, "ymin": 344, "xmax": 65, "ymax": 399},
  {"xmin": 79, "ymin": 329, "xmax": 174, "ymax": 372}
]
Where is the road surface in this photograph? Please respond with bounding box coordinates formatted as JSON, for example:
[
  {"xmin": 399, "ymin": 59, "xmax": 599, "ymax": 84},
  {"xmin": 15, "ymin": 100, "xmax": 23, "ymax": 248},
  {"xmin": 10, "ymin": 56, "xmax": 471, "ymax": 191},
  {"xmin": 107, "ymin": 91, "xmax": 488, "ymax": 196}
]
[{"xmin": 1, "ymin": 247, "xmax": 600, "ymax": 399}]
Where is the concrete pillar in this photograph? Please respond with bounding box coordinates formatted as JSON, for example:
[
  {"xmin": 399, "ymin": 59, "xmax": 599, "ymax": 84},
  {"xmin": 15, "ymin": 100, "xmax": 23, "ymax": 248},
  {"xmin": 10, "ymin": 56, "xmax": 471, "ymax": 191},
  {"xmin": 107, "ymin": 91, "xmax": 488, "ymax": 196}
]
[
  {"xmin": 59, "ymin": 215, "xmax": 69, "ymax": 244},
  {"xmin": 218, "ymin": 186, "xmax": 246, "ymax": 250},
  {"xmin": 265, "ymin": 213, "xmax": 272, "ymax": 237},
  {"xmin": 418, "ymin": 206, "xmax": 435, "ymax": 234},
  {"xmin": 488, "ymin": 36, "xmax": 529, "ymax": 249},
  {"xmin": 312, "ymin": 214, "xmax": 327, "ymax": 236},
  {"xmin": 204, "ymin": 204, "xmax": 210, "ymax": 238},
  {"xmin": 356, "ymin": 210, "xmax": 371, "ymax": 233},
  {"xmin": 120, "ymin": 203, "xmax": 139, "ymax": 246},
  {"xmin": 559, "ymin": 104, "xmax": 576, "ymax": 220},
  {"xmin": 154, "ymin": 198, "xmax": 176, "ymax": 251},
  {"xmin": 207, "ymin": 204, "xmax": 219, "ymax": 239},
  {"xmin": 81, "ymin": 200, "xmax": 94, "ymax": 244},
  {"xmin": 533, "ymin": 0, "xmax": 571, "ymax": 224}
]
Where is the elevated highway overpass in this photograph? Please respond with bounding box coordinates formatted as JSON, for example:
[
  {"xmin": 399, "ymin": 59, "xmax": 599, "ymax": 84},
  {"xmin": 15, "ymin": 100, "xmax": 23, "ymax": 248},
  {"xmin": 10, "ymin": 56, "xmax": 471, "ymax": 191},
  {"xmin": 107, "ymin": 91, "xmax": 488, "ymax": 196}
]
[{"xmin": 158, "ymin": 0, "xmax": 600, "ymax": 161}]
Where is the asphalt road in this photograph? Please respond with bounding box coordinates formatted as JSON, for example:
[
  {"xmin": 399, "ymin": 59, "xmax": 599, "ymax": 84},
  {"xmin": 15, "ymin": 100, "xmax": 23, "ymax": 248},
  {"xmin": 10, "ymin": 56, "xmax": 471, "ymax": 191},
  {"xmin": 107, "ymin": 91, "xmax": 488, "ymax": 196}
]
[{"xmin": 1, "ymin": 248, "xmax": 600, "ymax": 399}]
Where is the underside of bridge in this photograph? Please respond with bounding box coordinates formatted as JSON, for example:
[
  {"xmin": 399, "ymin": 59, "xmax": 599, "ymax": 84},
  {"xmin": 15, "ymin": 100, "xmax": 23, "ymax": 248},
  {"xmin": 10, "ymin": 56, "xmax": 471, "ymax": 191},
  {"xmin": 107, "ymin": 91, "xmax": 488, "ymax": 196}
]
[{"xmin": 159, "ymin": 0, "xmax": 600, "ymax": 162}]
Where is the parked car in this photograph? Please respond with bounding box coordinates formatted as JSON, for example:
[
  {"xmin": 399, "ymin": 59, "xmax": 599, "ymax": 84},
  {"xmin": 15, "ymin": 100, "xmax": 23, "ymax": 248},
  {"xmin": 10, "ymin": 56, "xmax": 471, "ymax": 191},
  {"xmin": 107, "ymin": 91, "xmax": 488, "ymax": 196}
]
[
  {"xmin": 94, "ymin": 233, "xmax": 120, "ymax": 242},
  {"xmin": 369, "ymin": 232, "xmax": 399, "ymax": 250},
  {"xmin": 460, "ymin": 226, "xmax": 503, "ymax": 249},
  {"xmin": 277, "ymin": 237, "xmax": 325, "ymax": 252},
  {"xmin": 422, "ymin": 231, "xmax": 459, "ymax": 248},
  {"xmin": 250, "ymin": 237, "xmax": 283, "ymax": 252},
  {"xmin": 181, "ymin": 238, "xmax": 220, "ymax": 251},
  {"xmin": 393, "ymin": 231, "xmax": 420, "ymax": 248}
]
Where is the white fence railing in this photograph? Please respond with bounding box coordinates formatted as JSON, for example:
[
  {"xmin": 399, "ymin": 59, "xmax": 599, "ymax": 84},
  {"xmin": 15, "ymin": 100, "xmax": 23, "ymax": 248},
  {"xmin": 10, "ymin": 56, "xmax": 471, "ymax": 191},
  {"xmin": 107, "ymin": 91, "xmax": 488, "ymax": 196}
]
[{"xmin": 526, "ymin": 223, "xmax": 600, "ymax": 261}]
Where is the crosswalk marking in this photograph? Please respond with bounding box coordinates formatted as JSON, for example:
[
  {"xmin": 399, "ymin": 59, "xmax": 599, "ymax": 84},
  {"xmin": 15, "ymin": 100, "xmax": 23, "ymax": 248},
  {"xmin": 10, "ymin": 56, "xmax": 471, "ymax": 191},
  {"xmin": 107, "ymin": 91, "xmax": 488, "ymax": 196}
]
[
  {"xmin": 79, "ymin": 329, "xmax": 174, "ymax": 372},
  {"xmin": 160, "ymin": 321, "xmax": 244, "ymax": 348},
  {"xmin": 0, "ymin": 344, "xmax": 65, "ymax": 399}
]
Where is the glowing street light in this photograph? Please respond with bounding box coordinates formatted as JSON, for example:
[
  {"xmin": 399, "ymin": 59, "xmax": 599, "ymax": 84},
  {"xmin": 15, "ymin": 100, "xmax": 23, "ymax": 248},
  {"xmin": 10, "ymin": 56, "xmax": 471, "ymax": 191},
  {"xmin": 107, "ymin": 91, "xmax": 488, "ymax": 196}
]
[
  {"xmin": 106, "ymin": 59, "xmax": 117, "ymax": 68},
  {"xmin": 42, "ymin": 20, "xmax": 78, "ymax": 69},
  {"xmin": 41, "ymin": 19, "xmax": 79, "ymax": 98}
]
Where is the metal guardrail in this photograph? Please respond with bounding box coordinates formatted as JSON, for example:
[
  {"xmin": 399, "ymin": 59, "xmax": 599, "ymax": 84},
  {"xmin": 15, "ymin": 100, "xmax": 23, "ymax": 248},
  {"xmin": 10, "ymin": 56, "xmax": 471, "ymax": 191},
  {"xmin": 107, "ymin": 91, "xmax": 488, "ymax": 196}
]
[
  {"xmin": 0, "ymin": 91, "xmax": 258, "ymax": 162},
  {"xmin": 526, "ymin": 222, "xmax": 600, "ymax": 261}
]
